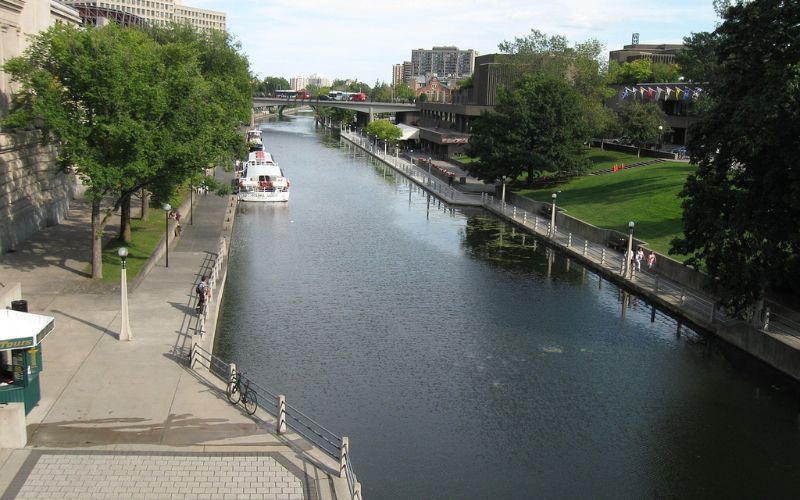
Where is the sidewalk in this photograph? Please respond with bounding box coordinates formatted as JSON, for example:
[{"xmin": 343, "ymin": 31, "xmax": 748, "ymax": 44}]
[{"xmin": 0, "ymin": 178, "xmax": 345, "ymax": 499}]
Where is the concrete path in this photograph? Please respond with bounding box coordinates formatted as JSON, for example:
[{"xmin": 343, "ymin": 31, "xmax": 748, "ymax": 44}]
[{"xmin": 0, "ymin": 178, "xmax": 346, "ymax": 499}]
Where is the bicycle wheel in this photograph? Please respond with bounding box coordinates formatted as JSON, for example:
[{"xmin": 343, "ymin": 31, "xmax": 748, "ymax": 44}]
[
  {"xmin": 227, "ymin": 381, "xmax": 241, "ymax": 404},
  {"xmin": 243, "ymin": 390, "xmax": 258, "ymax": 416}
]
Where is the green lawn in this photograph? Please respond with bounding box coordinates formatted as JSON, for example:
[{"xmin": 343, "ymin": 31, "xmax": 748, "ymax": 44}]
[
  {"xmin": 584, "ymin": 147, "xmax": 646, "ymax": 173},
  {"xmin": 517, "ymin": 162, "xmax": 695, "ymax": 258}
]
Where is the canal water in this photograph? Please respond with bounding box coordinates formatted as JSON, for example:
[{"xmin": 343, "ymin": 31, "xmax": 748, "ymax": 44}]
[{"xmin": 216, "ymin": 115, "xmax": 800, "ymax": 499}]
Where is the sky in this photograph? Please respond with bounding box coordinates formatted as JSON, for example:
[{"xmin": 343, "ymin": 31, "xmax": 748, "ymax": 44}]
[{"xmin": 189, "ymin": 0, "xmax": 720, "ymax": 85}]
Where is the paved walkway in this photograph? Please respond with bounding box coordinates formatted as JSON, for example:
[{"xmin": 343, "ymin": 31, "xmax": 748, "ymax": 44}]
[{"xmin": 0, "ymin": 175, "xmax": 346, "ymax": 499}]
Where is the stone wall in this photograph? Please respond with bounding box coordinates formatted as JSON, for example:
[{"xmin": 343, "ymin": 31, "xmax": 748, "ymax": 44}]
[{"xmin": 0, "ymin": 131, "xmax": 74, "ymax": 254}]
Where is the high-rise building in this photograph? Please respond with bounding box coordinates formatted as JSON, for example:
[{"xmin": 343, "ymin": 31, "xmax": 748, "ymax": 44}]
[
  {"xmin": 402, "ymin": 61, "xmax": 413, "ymax": 84},
  {"xmin": 290, "ymin": 77, "xmax": 308, "ymax": 91},
  {"xmin": 307, "ymin": 74, "xmax": 331, "ymax": 88},
  {"xmin": 392, "ymin": 64, "xmax": 403, "ymax": 87},
  {"xmin": 60, "ymin": 1, "xmax": 226, "ymax": 31},
  {"xmin": 410, "ymin": 47, "xmax": 475, "ymax": 79}
]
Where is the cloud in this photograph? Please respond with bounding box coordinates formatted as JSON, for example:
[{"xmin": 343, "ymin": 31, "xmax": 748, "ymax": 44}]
[{"xmin": 190, "ymin": 0, "xmax": 718, "ymax": 82}]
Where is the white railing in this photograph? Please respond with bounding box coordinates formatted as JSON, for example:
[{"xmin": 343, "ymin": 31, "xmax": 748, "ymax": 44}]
[{"xmin": 340, "ymin": 129, "xmax": 800, "ymax": 340}]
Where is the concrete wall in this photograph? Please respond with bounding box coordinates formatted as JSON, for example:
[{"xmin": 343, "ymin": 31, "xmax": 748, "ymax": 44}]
[
  {"xmin": 0, "ymin": 131, "xmax": 75, "ymax": 254},
  {"xmin": 591, "ymin": 140, "xmax": 679, "ymax": 160}
]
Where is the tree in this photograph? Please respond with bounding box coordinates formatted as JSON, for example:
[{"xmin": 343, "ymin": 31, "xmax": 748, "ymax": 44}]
[
  {"xmin": 676, "ymin": 31, "xmax": 719, "ymax": 83},
  {"xmin": 261, "ymin": 76, "xmax": 290, "ymax": 95},
  {"xmin": 616, "ymin": 102, "xmax": 667, "ymax": 156},
  {"xmin": 468, "ymin": 74, "xmax": 588, "ymax": 184},
  {"xmin": 394, "ymin": 83, "xmax": 415, "ymax": 103},
  {"xmin": 3, "ymin": 23, "xmax": 250, "ymax": 278},
  {"xmin": 498, "ymin": 30, "xmax": 613, "ymax": 142},
  {"xmin": 365, "ymin": 119, "xmax": 401, "ymax": 143},
  {"xmin": 671, "ymin": 0, "xmax": 800, "ymax": 312}
]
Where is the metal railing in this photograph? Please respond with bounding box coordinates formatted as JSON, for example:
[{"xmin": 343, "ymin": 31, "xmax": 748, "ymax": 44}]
[
  {"xmin": 190, "ymin": 344, "xmax": 361, "ymax": 499},
  {"xmin": 340, "ymin": 130, "xmax": 800, "ymax": 341}
]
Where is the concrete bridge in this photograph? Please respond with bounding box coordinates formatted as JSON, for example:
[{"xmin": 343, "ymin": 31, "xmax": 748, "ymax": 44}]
[{"xmin": 252, "ymin": 97, "xmax": 418, "ymax": 124}]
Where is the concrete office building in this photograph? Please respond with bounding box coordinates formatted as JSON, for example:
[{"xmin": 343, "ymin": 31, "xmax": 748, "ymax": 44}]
[
  {"xmin": 61, "ymin": 0, "xmax": 225, "ymax": 31},
  {"xmin": 290, "ymin": 76, "xmax": 307, "ymax": 91},
  {"xmin": 410, "ymin": 46, "xmax": 475, "ymax": 79},
  {"xmin": 392, "ymin": 64, "xmax": 403, "ymax": 87},
  {"xmin": 609, "ymin": 43, "xmax": 684, "ymax": 65}
]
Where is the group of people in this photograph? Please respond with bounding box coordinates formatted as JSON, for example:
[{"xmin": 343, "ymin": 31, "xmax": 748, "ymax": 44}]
[{"xmin": 630, "ymin": 247, "xmax": 657, "ymax": 272}]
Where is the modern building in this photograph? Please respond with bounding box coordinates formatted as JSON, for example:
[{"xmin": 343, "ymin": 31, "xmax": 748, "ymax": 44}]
[
  {"xmin": 609, "ymin": 43, "xmax": 684, "ymax": 65},
  {"xmin": 307, "ymin": 73, "xmax": 331, "ymax": 88},
  {"xmin": 290, "ymin": 76, "xmax": 307, "ymax": 91},
  {"xmin": 60, "ymin": 0, "xmax": 225, "ymax": 31},
  {"xmin": 409, "ymin": 46, "xmax": 476, "ymax": 80},
  {"xmin": 392, "ymin": 64, "xmax": 403, "ymax": 87},
  {"xmin": 608, "ymin": 83, "xmax": 701, "ymax": 146}
]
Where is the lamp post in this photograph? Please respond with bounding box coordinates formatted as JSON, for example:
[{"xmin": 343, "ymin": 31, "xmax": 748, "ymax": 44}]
[
  {"xmin": 626, "ymin": 220, "xmax": 635, "ymax": 278},
  {"xmin": 189, "ymin": 185, "xmax": 193, "ymax": 225},
  {"xmin": 118, "ymin": 247, "xmax": 132, "ymax": 341},
  {"xmin": 428, "ymin": 156, "xmax": 432, "ymax": 175},
  {"xmin": 658, "ymin": 125, "xmax": 664, "ymax": 150},
  {"xmin": 163, "ymin": 203, "xmax": 171, "ymax": 268},
  {"xmin": 501, "ymin": 176, "xmax": 507, "ymax": 207},
  {"xmin": 550, "ymin": 193, "xmax": 557, "ymax": 237}
]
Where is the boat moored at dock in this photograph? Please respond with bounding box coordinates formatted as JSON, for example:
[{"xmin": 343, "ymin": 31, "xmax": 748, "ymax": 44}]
[{"xmin": 237, "ymin": 150, "xmax": 290, "ymax": 202}]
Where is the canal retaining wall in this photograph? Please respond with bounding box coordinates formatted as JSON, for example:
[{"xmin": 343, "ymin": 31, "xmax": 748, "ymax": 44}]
[{"xmin": 340, "ymin": 128, "xmax": 800, "ymax": 383}]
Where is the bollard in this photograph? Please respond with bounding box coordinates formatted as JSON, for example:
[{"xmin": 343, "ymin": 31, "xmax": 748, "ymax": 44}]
[
  {"xmin": 583, "ymin": 240, "xmax": 588, "ymax": 256},
  {"xmin": 340, "ymin": 436, "xmax": 349, "ymax": 479},
  {"xmin": 601, "ymin": 248, "xmax": 606, "ymax": 265},
  {"xmin": 190, "ymin": 335, "xmax": 199, "ymax": 368},
  {"xmin": 567, "ymin": 233, "xmax": 572, "ymax": 247},
  {"xmin": 277, "ymin": 395, "xmax": 287, "ymax": 435}
]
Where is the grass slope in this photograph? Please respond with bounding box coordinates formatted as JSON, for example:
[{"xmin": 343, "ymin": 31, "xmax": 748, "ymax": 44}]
[{"xmin": 517, "ymin": 162, "xmax": 695, "ymax": 258}]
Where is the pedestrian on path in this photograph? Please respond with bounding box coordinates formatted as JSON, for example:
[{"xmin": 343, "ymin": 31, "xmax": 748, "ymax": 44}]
[
  {"xmin": 196, "ymin": 276, "xmax": 210, "ymax": 314},
  {"xmin": 647, "ymin": 251, "xmax": 657, "ymax": 270},
  {"xmin": 635, "ymin": 248, "xmax": 644, "ymax": 272}
]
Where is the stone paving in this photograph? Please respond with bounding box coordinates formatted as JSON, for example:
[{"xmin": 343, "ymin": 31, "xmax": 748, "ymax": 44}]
[{"xmin": 2, "ymin": 451, "xmax": 311, "ymax": 500}]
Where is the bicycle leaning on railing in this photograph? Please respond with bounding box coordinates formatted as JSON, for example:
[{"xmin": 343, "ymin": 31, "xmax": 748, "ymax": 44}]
[{"xmin": 226, "ymin": 370, "xmax": 258, "ymax": 415}]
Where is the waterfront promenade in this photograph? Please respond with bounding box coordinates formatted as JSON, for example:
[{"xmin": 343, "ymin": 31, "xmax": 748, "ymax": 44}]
[
  {"xmin": 342, "ymin": 129, "xmax": 800, "ymax": 382},
  {"xmin": 0, "ymin": 176, "xmax": 348, "ymax": 499}
]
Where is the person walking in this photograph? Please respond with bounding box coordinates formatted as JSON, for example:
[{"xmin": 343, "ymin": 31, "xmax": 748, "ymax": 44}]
[
  {"xmin": 635, "ymin": 248, "xmax": 644, "ymax": 272},
  {"xmin": 195, "ymin": 276, "xmax": 211, "ymax": 314},
  {"xmin": 647, "ymin": 251, "xmax": 657, "ymax": 270}
]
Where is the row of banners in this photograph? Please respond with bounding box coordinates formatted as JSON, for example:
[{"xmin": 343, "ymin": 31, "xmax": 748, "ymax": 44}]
[{"xmin": 620, "ymin": 85, "xmax": 703, "ymax": 101}]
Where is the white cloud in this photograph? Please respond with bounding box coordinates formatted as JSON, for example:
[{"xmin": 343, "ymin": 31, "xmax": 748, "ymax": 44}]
[{"xmin": 190, "ymin": 0, "xmax": 718, "ymax": 82}]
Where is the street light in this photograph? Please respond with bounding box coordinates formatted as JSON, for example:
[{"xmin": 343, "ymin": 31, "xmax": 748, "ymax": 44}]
[
  {"xmin": 550, "ymin": 193, "xmax": 557, "ymax": 237},
  {"xmin": 428, "ymin": 156, "xmax": 432, "ymax": 175},
  {"xmin": 501, "ymin": 176, "xmax": 507, "ymax": 207},
  {"xmin": 189, "ymin": 185, "xmax": 193, "ymax": 225},
  {"xmin": 118, "ymin": 247, "xmax": 132, "ymax": 341},
  {"xmin": 163, "ymin": 203, "xmax": 172, "ymax": 268},
  {"xmin": 658, "ymin": 125, "xmax": 664, "ymax": 150},
  {"xmin": 626, "ymin": 220, "xmax": 635, "ymax": 278}
]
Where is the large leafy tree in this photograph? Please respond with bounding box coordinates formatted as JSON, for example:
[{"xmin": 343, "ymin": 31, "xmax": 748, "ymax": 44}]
[
  {"xmin": 671, "ymin": 0, "xmax": 800, "ymax": 312},
  {"xmin": 616, "ymin": 102, "xmax": 667, "ymax": 156},
  {"xmin": 365, "ymin": 119, "xmax": 401, "ymax": 143},
  {"xmin": 468, "ymin": 73, "xmax": 588, "ymax": 184},
  {"xmin": 260, "ymin": 76, "xmax": 290, "ymax": 95},
  {"xmin": 498, "ymin": 30, "xmax": 612, "ymax": 142},
  {"xmin": 3, "ymin": 23, "xmax": 250, "ymax": 278}
]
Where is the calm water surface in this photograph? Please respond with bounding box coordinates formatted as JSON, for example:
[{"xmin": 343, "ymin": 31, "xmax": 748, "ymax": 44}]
[{"xmin": 216, "ymin": 115, "xmax": 800, "ymax": 499}]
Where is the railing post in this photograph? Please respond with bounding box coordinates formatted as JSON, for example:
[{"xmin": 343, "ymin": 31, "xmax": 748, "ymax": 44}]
[
  {"xmin": 354, "ymin": 481, "xmax": 362, "ymax": 500},
  {"xmin": 763, "ymin": 307, "xmax": 771, "ymax": 331},
  {"xmin": 709, "ymin": 302, "xmax": 717, "ymax": 323},
  {"xmin": 680, "ymin": 288, "xmax": 686, "ymax": 304},
  {"xmin": 228, "ymin": 363, "xmax": 236, "ymax": 381},
  {"xmin": 567, "ymin": 233, "xmax": 572, "ymax": 247},
  {"xmin": 583, "ymin": 240, "xmax": 588, "ymax": 256},
  {"xmin": 523, "ymin": 213, "xmax": 527, "ymax": 225},
  {"xmin": 620, "ymin": 255, "xmax": 625, "ymax": 275},
  {"xmin": 340, "ymin": 436, "xmax": 349, "ymax": 479},
  {"xmin": 190, "ymin": 335, "xmax": 199, "ymax": 369},
  {"xmin": 512, "ymin": 207, "xmax": 517, "ymax": 219},
  {"xmin": 534, "ymin": 217, "xmax": 538, "ymax": 232},
  {"xmin": 277, "ymin": 395, "xmax": 287, "ymax": 435},
  {"xmin": 601, "ymin": 248, "xmax": 606, "ymax": 265}
]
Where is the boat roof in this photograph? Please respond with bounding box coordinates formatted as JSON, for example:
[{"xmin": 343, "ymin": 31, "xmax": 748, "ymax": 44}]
[{"xmin": 248, "ymin": 150, "xmax": 275, "ymax": 164}]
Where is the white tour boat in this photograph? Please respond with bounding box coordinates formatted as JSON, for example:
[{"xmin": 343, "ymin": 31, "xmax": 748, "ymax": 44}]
[
  {"xmin": 246, "ymin": 128, "xmax": 264, "ymax": 151},
  {"xmin": 238, "ymin": 150, "xmax": 290, "ymax": 202}
]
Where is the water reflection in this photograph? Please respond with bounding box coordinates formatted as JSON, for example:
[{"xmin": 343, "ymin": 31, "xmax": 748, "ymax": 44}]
[{"xmin": 216, "ymin": 115, "xmax": 800, "ymax": 500}]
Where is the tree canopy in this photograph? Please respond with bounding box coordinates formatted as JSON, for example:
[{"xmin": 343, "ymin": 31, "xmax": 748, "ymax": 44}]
[
  {"xmin": 365, "ymin": 119, "xmax": 401, "ymax": 143},
  {"xmin": 671, "ymin": 0, "xmax": 800, "ymax": 311},
  {"xmin": 3, "ymin": 23, "xmax": 251, "ymax": 278},
  {"xmin": 616, "ymin": 102, "xmax": 667, "ymax": 156},
  {"xmin": 468, "ymin": 73, "xmax": 588, "ymax": 184},
  {"xmin": 608, "ymin": 59, "xmax": 682, "ymax": 85}
]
